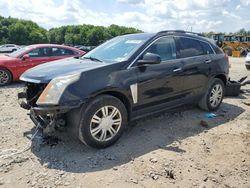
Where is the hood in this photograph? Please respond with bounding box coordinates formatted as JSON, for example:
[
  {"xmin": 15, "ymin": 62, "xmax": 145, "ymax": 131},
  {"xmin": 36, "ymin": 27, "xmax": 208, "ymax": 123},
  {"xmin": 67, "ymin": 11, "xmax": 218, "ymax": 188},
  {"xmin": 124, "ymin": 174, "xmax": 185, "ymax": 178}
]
[{"xmin": 20, "ymin": 57, "xmax": 106, "ymax": 83}]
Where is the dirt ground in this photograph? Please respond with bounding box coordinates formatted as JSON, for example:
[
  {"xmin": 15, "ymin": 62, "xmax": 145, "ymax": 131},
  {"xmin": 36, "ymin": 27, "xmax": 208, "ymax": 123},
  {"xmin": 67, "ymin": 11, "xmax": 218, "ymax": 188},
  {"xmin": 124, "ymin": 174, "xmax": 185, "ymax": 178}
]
[{"xmin": 0, "ymin": 57, "xmax": 249, "ymax": 188}]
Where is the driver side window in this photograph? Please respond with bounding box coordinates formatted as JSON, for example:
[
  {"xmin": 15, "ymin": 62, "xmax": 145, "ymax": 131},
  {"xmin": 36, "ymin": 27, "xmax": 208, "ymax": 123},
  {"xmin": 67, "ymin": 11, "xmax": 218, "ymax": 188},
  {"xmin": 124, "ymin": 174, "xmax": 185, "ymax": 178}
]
[
  {"xmin": 28, "ymin": 48, "xmax": 50, "ymax": 58},
  {"xmin": 145, "ymin": 37, "xmax": 176, "ymax": 61}
]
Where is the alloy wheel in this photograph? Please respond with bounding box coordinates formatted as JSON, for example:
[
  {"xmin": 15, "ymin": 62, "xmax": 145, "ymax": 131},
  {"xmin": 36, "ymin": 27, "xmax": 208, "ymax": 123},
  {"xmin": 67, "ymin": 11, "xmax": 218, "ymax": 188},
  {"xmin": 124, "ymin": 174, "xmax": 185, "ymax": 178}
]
[
  {"xmin": 0, "ymin": 70, "xmax": 9, "ymax": 85},
  {"xmin": 209, "ymin": 84, "xmax": 223, "ymax": 107},
  {"xmin": 90, "ymin": 105, "xmax": 122, "ymax": 142}
]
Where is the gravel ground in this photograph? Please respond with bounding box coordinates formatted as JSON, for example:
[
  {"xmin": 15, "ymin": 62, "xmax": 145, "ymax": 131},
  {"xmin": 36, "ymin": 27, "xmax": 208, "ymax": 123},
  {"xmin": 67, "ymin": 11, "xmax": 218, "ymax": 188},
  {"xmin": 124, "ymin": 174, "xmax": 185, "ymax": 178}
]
[{"xmin": 0, "ymin": 57, "xmax": 249, "ymax": 188}]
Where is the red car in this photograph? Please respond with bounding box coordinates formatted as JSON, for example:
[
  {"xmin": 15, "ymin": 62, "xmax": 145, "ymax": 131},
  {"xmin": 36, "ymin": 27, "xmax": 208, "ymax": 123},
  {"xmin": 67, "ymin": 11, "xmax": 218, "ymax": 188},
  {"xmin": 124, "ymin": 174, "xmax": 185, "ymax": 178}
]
[{"xmin": 0, "ymin": 44, "xmax": 85, "ymax": 85}]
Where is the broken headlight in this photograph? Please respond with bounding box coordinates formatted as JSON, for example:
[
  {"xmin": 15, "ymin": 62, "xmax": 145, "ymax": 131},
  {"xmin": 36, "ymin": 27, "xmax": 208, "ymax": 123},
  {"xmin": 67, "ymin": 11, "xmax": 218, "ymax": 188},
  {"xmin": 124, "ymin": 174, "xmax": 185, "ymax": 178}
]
[{"xmin": 36, "ymin": 73, "xmax": 80, "ymax": 105}]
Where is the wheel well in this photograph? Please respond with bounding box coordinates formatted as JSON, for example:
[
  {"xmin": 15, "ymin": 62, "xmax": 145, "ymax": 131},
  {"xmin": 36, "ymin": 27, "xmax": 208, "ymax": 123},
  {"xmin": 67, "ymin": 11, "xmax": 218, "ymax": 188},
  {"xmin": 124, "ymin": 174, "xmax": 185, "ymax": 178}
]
[
  {"xmin": 215, "ymin": 74, "xmax": 227, "ymax": 85},
  {"xmin": 98, "ymin": 91, "xmax": 131, "ymax": 120}
]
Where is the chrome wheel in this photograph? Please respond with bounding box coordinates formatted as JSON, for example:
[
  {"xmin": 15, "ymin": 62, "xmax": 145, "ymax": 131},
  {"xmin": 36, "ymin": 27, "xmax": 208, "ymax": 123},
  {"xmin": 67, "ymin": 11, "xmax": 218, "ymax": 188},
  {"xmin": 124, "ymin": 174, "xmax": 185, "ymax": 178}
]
[
  {"xmin": 0, "ymin": 70, "xmax": 9, "ymax": 85},
  {"xmin": 209, "ymin": 84, "xmax": 223, "ymax": 107},
  {"xmin": 90, "ymin": 106, "xmax": 122, "ymax": 142}
]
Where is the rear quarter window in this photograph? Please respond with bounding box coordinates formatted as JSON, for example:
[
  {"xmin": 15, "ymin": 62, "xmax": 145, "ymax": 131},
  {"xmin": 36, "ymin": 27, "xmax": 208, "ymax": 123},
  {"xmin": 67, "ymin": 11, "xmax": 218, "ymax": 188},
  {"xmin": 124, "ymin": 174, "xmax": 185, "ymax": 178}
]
[{"xmin": 199, "ymin": 41, "xmax": 214, "ymax": 54}]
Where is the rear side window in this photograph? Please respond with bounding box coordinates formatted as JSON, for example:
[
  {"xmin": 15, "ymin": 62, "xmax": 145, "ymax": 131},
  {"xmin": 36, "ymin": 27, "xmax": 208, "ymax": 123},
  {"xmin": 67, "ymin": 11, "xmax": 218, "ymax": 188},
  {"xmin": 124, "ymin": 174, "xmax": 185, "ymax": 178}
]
[
  {"xmin": 50, "ymin": 48, "xmax": 75, "ymax": 56},
  {"xmin": 175, "ymin": 37, "xmax": 204, "ymax": 58},
  {"xmin": 145, "ymin": 37, "xmax": 176, "ymax": 61},
  {"xmin": 199, "ymin": 41, "xmax": 214, "ymax": 54},
  {"xmin": 211, "ymin": 45, "xmax": 223, "ymax": 54}
]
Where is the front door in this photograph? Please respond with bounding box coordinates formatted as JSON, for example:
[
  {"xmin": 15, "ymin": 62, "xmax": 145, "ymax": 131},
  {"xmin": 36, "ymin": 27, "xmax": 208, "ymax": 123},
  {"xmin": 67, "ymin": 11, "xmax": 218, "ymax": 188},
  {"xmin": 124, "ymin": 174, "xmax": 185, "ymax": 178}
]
[
  {"xmin": 16, "ymin": 47, "xmax": 51, "ymax": 78},
  {"xmin": 133, "ymin": 36, "xmax": 185, "ymax": 111}
]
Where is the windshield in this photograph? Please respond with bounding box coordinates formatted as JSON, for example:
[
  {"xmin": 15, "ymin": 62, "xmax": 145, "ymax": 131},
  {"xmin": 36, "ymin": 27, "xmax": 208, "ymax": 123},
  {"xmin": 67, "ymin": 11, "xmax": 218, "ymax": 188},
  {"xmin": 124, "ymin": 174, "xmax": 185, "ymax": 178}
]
[
  {"xmin": 8, "ymin": 46, "xmax": 31, "ymax": 58},
  {"xmin": 83, "ymin": 33, "xmax": 153, "ymax": 63}
]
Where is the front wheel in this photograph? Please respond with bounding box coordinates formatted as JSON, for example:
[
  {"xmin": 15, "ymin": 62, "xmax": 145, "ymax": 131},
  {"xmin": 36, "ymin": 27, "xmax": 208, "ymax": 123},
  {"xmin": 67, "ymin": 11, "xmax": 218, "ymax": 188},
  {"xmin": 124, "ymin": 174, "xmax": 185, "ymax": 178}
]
[
  {"xmin": 0, "ymin": 68, "xmax": 12, "ymax": 86},
  {"xmin": 78, "ymin": 95, "xmax": 127, "ymax": 148},
  {"xmin": 199, "ymin": 78, "xmax": 225, "ymax": 111}
]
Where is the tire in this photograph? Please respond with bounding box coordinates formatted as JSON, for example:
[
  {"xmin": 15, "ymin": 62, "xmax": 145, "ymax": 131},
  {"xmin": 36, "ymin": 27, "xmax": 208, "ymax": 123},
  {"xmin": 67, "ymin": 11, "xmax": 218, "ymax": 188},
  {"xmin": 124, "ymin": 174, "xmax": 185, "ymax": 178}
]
[
  {"xmin": 198, "ymin": 78, "xmax": 225, "ymax": 111},
  {"xmin": 223, "ymin": 46, "xmax": 233, "ymax": 56},
  {"xmin": 77, "ymin": 95, "xmax": 127, "ymax": 148},
  {"xmin": 246, "ymin": 64, "xmax": 250, "ymax": 70},
  {"xmin": 0, "ymin": 68, "xmax": 12, "ymax": 86}
]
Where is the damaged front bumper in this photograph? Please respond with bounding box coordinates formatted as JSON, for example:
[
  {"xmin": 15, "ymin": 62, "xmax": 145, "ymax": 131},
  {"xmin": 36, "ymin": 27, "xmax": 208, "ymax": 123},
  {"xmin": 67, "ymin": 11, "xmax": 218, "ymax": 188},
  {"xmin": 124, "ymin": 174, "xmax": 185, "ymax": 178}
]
[{"xmin": 18, "ymin": 91, "xmax": 80, "ymax": 129}]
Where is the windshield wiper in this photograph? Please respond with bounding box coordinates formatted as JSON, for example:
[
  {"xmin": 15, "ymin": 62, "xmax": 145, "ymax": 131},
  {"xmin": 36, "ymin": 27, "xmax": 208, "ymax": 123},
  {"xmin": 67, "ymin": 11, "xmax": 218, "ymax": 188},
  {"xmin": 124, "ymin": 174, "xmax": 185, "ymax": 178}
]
[{"xmin": 82, "ymin": 56, "xmax": 103, "ymax": 62}]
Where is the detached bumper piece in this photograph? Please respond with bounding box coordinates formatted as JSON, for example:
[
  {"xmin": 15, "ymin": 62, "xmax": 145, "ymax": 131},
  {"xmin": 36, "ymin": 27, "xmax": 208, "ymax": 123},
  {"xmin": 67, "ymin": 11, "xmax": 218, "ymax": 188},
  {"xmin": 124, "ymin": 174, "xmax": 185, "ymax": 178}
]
[
  {"xmin": 18, "ymin": 92, "xmax": 31, "ymax": 110},
  {"xmin": 225, "ymin": 76, "xmax": 250, "ymax": 96}
]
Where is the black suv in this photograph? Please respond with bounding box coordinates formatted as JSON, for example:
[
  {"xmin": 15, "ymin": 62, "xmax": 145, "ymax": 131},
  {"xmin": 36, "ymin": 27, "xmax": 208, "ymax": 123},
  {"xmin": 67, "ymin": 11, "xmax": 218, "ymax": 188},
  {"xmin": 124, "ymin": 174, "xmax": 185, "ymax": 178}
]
[{"xmin": 18, "ymin": 30, "xmax": 229, "ymax": 148}]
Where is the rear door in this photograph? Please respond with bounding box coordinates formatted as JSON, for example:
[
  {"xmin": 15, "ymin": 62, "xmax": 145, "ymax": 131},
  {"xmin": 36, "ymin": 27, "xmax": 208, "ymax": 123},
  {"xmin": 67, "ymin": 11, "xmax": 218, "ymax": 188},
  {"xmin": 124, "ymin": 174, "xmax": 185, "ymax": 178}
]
[{"xmin": 174, "ymin": 37, "xmax": 213, "ymax": 97}]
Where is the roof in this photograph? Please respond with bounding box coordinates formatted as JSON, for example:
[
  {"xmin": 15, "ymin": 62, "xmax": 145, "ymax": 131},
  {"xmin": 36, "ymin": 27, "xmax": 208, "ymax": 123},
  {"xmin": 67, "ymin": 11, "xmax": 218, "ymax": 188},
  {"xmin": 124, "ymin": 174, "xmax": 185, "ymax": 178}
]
[{"xmin": 28, "ymin": 44, "xmax": 71, "ymax": 48}]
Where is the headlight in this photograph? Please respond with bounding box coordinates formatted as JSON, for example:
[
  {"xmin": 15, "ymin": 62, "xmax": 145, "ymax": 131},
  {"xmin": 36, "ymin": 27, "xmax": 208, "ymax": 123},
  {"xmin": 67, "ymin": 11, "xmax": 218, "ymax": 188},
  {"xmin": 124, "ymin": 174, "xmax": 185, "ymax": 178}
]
[{"xmin": 36, "ymin": 73, "xmax": 80, "ymax": 105}]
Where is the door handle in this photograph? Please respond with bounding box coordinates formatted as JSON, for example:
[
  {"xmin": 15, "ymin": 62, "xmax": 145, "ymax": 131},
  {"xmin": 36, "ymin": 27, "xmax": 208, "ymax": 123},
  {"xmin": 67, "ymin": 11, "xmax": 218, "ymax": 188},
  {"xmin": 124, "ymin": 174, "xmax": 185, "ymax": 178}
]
[
  {"xmin": 173, "ymin": 67, "xmax": 182, "ymax": 72},
  {"xmin": 204, "ymin": 59, "xmax": 212, "ymax": 64}
]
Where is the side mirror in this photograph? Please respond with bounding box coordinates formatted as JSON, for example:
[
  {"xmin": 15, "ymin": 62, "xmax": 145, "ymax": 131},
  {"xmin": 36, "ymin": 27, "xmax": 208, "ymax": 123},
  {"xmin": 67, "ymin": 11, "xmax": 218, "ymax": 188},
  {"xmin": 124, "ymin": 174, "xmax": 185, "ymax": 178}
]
[
  {"xmin": 22, "ymin": 54, "xmax": 29, "ymax": 60},
  {"xmin": 137, "ymin": 52, "xmax": 161, "ymax": 66}
]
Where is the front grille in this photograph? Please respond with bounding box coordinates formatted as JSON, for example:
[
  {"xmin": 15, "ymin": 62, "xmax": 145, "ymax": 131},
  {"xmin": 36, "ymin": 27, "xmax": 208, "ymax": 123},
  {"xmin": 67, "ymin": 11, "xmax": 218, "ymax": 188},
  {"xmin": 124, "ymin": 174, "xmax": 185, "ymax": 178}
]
[{"xmin": 26, "ymin": 83, "xmax": 47, "ymax": 107}]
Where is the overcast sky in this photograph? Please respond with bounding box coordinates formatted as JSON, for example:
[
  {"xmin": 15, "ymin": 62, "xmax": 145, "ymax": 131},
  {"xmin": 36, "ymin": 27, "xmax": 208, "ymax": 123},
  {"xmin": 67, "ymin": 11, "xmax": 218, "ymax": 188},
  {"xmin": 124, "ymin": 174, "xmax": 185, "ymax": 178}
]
[{"xmin": 1, "ymin": 0, "xmax": 250, "ymax": 33}]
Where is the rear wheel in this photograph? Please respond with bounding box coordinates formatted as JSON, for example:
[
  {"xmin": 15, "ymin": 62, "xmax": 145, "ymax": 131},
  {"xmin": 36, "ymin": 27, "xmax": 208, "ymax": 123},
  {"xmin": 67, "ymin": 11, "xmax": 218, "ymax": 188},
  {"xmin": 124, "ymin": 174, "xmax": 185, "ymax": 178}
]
[
  {"xmin": 0, "ymin": 68, "xmax": 12, "ymax": 86},
  {"xmin": 199, "ymin": 78, "xmax": 225, "ymax": 111},
  {"xmin": 246, "ymin": 64, "xmax": 250, "ymax": 70},
  {"xmin": 223, "ymin": 46, "xmax": 233, "ymax": 56},
  {"xmin": 78, "ymin": 95, "xmax": 127, "ymax": 148}
]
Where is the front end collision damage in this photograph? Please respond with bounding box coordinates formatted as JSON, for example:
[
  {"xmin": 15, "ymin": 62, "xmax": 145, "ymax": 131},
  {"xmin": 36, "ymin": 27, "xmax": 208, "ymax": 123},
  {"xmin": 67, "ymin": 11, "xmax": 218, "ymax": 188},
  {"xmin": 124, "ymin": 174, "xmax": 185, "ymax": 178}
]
[
  {"xmin": 18, "ymin": 66, "xmax": 134, "ymax": 133},
  {"xmin": 18, "ymin": 74, "xmax": 86, "ymax": 132}
]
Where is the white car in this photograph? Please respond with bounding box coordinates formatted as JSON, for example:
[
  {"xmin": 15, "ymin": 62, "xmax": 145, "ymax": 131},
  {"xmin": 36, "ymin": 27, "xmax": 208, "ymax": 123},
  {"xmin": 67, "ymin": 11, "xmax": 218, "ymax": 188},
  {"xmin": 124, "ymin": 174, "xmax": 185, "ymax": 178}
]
[
  {"xmin": 0, "ymin": 44, "xmax": 20, "ymax": 53},
  {"xmin": 246, "ymin": 52, "xmax": 250, "ymax": 70}
]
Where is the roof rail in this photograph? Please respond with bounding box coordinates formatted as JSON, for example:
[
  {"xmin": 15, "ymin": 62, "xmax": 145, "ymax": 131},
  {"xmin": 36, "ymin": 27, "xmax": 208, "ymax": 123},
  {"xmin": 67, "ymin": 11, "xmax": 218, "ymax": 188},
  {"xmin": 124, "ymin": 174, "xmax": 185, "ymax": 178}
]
[{"xmin": 157, "ymin": 30, "xmax": 204, "ymax": 37}]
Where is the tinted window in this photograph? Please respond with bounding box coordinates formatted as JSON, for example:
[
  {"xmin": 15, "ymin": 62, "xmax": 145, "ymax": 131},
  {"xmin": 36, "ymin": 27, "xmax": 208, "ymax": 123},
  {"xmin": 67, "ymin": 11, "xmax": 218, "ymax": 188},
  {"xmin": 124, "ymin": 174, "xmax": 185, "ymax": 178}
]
[
  {"xmin": 176, "ymin": 37, "xmax": 204, "ymax": 58},
  {"xmin": 211, "ymin": 45, "xmax": 223, "ymax": 54},
  {"xmin": 200, "ymin": 41, "xmax": 214, "ymax": 54},
  {"xmin": 28, "ymin": 48, "xmax": 50, "ymax": 58},
  {"xmin": 50, "ymin": 48, "xmax": 75, "ymax": 56},
  {"xmin": 145, "ymin": 37, "xmax": 176, "ymax": 61}
]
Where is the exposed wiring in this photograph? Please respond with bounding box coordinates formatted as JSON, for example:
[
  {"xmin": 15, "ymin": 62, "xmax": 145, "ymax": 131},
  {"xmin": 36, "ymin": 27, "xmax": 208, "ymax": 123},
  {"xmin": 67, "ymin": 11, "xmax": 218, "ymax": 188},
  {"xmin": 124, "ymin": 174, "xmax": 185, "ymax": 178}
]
[{"xmin": 0, "ymin": 128, "xmax": 41, "ymax": 160}]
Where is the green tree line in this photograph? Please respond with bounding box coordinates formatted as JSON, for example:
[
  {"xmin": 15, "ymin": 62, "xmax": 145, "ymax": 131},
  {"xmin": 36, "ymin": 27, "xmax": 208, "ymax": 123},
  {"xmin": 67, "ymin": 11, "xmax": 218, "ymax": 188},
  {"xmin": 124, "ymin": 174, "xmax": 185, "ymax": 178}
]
[
  {"xmin": 1, "ymin": 16, "xmax": 250, "ymax": 46},
  {"xmin": 0, "ymin": 16, "xmax": 142, "ymax": 46}
]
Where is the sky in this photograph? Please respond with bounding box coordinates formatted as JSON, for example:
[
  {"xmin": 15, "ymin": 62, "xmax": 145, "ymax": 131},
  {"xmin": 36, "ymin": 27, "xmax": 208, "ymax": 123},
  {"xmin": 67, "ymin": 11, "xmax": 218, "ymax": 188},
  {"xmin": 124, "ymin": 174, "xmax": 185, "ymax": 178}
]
[{"xmin": 0, "ymin": 0, "xmax": 250, "ymax": 33}]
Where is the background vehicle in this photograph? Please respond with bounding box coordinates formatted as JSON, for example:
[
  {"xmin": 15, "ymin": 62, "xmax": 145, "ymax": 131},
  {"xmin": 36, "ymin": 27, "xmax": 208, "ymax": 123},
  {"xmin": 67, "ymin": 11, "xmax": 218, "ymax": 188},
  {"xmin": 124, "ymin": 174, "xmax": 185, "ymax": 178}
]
[
  {"xmin": 0, "ymin": 44, "xmax": 20, "ymax": 53},
  {"xmin": 211, "ymin": 34, "xmax": 249, "ymax": 56},
  {"xmin": 74, "ymin": 45, "xmax": 96, "ymax": 52},
  {"xmin": 245, "ymin": 52, "xmax": 250, "ymax": 70},
  {"xmin": 0, "ymin": 44, "xmax": 85, "ymax": 85},
  {"xmin": 19, "ymin": 31, "xmax": 229, "ymax": 148}
]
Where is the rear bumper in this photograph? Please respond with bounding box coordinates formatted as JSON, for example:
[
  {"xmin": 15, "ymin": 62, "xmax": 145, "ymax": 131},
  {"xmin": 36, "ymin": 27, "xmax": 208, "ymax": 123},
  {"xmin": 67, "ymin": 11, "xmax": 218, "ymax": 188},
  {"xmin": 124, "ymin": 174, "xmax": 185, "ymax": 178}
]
[{"xmin": 245, "ymin": 61, "xmax": 250, "ymax": 65}]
